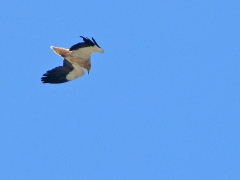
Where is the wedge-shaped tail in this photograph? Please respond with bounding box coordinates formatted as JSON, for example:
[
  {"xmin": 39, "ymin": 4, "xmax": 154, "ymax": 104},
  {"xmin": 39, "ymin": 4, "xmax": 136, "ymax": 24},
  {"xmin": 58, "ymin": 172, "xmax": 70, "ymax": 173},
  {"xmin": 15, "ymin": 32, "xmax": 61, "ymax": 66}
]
[{"xmin": 51, "ymin": 46, "xmax": 70, "ymax": 57}]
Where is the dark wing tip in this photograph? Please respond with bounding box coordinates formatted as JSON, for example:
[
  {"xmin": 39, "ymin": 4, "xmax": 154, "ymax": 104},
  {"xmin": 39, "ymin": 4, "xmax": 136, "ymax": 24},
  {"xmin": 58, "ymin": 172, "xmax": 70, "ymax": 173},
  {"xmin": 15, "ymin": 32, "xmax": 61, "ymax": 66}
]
[
  {"xmin": 70, "ymin": 36, "xmax": 99, "ymax": 50},
  {"xmin": 79, "ymin": 36, "xmax": 94, "ymax": 46},
  {"xmin": 91, "ymin": 37, "xmax": 100, "ymax": 47},
  {"xmin": 41, "ymin": 67, "xmax": 69, "ymax": 84},
  {"xmin": 41, "ymin": 59, "xmax": 74, "ymax": 84}
]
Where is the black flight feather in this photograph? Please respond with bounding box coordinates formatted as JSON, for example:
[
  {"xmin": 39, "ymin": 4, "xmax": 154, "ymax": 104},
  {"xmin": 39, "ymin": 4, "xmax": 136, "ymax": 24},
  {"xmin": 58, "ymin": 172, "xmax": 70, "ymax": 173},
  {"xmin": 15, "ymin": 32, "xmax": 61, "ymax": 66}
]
[
  {"xmin": 69, "ymin": 36, "xmax": 100, "ymax": 50},
  {"xmin": 41, "ymin": 59, "xmax": 74, "ymax": 84}
]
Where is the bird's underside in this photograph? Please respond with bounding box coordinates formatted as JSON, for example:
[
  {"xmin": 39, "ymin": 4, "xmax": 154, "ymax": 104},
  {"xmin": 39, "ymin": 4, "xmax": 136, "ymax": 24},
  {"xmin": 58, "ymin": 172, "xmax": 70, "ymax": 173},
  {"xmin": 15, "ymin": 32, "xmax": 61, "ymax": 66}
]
[{"xmin": 41, "ymin": 36, "xmax": 104, "ymax": 84}]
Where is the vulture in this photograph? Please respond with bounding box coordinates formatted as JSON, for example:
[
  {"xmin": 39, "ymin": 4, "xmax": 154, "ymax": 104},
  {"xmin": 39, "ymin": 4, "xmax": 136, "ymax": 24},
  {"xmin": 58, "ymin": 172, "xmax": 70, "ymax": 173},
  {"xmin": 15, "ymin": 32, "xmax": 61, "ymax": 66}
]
[{"xmin": 41, "ymin": 36, "xmax": 104, "ymax": 84}]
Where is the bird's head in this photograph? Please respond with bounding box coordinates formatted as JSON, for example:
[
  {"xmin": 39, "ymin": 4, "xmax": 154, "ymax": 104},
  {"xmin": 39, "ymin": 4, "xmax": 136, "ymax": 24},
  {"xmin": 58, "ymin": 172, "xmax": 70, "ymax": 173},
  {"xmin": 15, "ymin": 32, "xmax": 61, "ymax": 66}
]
[{"xmin": 80, "ymin": 36, "xmax": 104, "ymax": 54}]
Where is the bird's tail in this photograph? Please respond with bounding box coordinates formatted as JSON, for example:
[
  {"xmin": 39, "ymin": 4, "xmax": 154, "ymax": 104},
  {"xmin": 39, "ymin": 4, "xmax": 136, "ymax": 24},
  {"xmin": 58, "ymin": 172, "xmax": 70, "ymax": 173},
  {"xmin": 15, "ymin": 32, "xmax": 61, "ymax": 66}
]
[{"xmin": 50, "ymin": 46, "xmax": 70, "ymax": 57}]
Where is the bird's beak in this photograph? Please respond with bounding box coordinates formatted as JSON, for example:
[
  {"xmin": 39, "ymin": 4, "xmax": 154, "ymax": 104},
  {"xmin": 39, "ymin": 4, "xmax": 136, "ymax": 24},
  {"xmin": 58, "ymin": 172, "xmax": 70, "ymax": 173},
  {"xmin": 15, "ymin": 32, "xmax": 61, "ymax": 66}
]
[{"xmin": 100, "ymin": 48, "xmax": 104, "ymax": 53}]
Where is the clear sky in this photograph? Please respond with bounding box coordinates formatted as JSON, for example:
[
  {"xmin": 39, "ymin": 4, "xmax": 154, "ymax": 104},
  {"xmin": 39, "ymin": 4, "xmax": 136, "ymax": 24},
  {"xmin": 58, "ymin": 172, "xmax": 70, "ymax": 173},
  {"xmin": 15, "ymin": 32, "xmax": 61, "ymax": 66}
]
[{"xmin": 0, "ymin": 1, "xmax": 240, "ymax": 179}]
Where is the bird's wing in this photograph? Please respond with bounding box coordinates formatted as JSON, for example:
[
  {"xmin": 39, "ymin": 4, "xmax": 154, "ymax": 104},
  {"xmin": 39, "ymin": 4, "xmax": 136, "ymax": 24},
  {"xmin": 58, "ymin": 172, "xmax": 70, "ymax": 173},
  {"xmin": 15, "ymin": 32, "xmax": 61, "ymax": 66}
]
[
  {"xmin": 41, "ymin": 59, "xmax": 85, "ymax": 84},
  {"xmin": 69, "ymin": 37, "xmax": 95, "ymax": 50},
  {"xmin": 69, "ymin": 42, "xmax": 90, "ymax": 51}
]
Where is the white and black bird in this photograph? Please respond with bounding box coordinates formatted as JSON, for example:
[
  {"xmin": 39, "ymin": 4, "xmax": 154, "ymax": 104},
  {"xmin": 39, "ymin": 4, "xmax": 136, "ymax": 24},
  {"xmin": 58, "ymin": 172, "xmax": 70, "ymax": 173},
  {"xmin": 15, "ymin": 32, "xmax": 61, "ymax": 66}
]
[{"xmin": 41, "ymin": 36, "xmax": 104, "ymax": 84}]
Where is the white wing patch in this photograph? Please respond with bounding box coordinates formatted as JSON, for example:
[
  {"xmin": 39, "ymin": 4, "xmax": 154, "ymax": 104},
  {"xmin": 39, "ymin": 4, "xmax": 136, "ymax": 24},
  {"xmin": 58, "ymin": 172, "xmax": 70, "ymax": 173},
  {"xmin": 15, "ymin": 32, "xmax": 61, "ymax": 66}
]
[
  {"xmin": 71, "ymin": 48, "xmax": 92, "ymax": 59},
  {"xmin": 66, "ymin": 63, "xmax": 85, "ymax": 81}
]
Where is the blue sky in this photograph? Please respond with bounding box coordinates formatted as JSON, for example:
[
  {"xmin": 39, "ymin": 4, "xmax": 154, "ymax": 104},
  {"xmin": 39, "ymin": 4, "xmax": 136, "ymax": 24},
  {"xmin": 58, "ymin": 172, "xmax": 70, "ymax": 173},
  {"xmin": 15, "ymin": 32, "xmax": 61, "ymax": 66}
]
[{"xmin": 0, "ymin": 1, "xmax": 240, "ymax": 179}]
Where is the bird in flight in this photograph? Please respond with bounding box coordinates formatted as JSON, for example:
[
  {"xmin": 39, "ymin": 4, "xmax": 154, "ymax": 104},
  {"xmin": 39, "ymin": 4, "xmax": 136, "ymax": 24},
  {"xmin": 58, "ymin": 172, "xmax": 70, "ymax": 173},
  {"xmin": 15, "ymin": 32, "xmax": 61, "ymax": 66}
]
[{"xmin": 41, "ymin": 36, "xmax": 104, "ymax": 84}]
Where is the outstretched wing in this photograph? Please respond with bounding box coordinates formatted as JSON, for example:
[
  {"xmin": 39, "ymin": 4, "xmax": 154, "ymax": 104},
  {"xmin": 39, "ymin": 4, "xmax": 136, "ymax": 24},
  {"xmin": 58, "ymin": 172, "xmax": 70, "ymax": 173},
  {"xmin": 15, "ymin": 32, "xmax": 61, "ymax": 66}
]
[
  {"xmin": 69, "ymin": 42, "xmax": 90, "ymax": 51},
  {"xmin": 41, "ymin": 59, "xmax": 85, "ymax": 84},
  {"xmin": 69, "ymin": 36, "xmax": 95, "ymax": 51}
]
